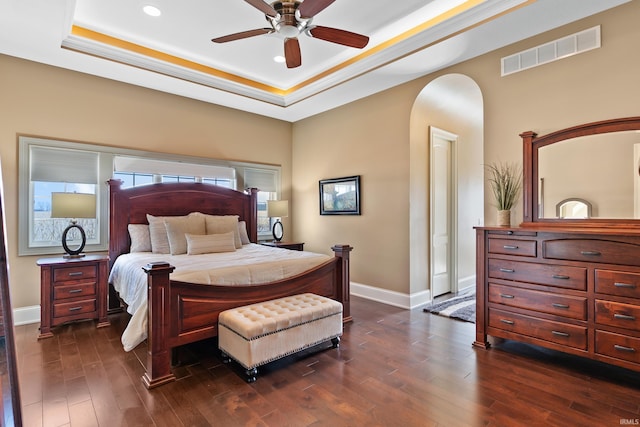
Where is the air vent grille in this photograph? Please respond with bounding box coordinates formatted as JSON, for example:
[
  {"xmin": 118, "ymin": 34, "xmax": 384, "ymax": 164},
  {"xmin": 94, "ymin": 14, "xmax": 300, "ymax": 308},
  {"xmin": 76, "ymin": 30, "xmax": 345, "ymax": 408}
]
[{"xmin": 501, "ymin": 26, "xmax": 601, "ymax": 76}]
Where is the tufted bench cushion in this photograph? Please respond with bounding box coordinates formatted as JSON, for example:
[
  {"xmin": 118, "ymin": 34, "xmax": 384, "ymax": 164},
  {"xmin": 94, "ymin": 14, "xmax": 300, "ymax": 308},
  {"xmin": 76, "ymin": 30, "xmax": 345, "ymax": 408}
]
[{"xmin": 218, "ymin": 293, "xmax": 343, "ymax": 382}]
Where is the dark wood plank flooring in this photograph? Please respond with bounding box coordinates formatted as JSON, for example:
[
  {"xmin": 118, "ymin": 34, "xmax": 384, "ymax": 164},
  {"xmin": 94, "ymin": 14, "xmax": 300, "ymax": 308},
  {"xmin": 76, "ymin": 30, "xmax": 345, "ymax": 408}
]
[{"xmin": 13, "ymin": 296, "xmax": 640, "ymax": 426}]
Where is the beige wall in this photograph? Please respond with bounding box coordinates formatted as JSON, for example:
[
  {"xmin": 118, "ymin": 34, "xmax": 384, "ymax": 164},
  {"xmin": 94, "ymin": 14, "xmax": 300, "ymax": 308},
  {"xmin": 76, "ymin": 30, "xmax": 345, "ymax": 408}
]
[
  {"xmin": 0, "ymin": 56, "xmax": 292, "ymax": 309},
  {"xmin": 293, "ymin": 1, "xmax": 640, "ymax": 296},
  {"xmin": 1, "ymin": 1, "xmax": 639, "ymax": 312}
]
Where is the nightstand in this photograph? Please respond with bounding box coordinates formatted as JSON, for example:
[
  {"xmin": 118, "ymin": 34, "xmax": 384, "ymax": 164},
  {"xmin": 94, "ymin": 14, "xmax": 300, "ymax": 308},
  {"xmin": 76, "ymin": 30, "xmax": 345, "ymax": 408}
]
[
  {"xmin": 37, "ymin": 254, "xmax": 110, "ymax": 339},
  {"xmin": 260, "ymin": 241, "xmax": 305, "ymax": 251}
]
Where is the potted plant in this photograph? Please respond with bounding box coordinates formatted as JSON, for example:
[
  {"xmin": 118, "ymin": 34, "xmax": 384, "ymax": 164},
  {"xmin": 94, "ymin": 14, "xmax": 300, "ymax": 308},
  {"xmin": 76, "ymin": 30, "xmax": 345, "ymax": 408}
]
[{"xmin": 486, "ymin": 161, "xmax": 522, "ymax": 226}]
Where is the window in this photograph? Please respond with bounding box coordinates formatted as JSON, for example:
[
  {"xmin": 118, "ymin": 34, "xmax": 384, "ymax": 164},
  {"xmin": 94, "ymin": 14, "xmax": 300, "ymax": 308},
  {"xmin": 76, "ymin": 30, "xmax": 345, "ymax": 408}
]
[
  {"xmin": 19, "ymin": 136, "xmax": 281, "ymax": 255},
  {"xmin": 19, "ymin": 138, "xmax": 110, "ymax": 256}
]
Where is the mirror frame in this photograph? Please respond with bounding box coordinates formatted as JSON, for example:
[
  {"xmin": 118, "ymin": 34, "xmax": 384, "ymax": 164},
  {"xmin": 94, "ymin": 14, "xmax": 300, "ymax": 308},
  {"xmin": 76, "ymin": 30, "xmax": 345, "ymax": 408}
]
[{"xmin": 521, "ymin": 116, "xmax": 640, "ymax": 227}]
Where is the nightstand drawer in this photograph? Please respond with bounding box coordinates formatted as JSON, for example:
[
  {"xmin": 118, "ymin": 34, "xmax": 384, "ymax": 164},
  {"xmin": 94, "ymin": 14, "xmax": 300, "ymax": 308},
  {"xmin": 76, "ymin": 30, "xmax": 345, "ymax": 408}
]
[
  {"xmin": 53, "ymin": 299, "xmax": 97, "ymax": 319},
  {"xmin": 53, "ymin": 282, "xmax": 96, "ymax": 301},
  {"xmin": 53, "ymin": 265, "xmax": 97, "ymax": 282}
]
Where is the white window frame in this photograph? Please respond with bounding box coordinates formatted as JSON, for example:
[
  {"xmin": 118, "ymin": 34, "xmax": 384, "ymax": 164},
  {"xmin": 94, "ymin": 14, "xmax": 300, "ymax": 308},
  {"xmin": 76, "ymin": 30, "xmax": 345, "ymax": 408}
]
[{"xmin": 18, "ymin": 136, "xmax": 281, "ymax": 255}]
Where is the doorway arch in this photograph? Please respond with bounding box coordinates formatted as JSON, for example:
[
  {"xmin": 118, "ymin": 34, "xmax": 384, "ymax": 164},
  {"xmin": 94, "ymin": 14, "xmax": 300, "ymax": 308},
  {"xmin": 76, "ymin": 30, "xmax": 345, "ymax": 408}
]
[{"xmin": 409, "ymin": 74, "xmax": 484, "ymax": 303}]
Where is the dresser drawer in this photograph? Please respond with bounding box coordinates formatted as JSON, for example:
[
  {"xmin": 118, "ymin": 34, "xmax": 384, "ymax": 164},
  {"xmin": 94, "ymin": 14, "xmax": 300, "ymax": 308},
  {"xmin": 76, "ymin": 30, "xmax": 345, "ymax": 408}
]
[
  {"xmin": 488, "ymin": 238, "xmax": 536, "ymax": 257},
  {"xmin": 53, "ymin": 282, "xmax": 96, "ymax": 301},
  {"xmin": 595, "ymin": 300, "xmax": 640, "ymax": 331},
  {"xmin": 595, "ymin": 330, "xmax": 640, "ymax": 364},
  {"xmin": 489, "ymin": 308, "xmax": 587, "ymax": 350},
  {"xmin": 53, "ymin": 265, "xmax": 97, "ymax": 282},
  {"xmin": 543, "ymin": 239, "xmax": 640, "ymax": 267},
  {"xmin": 489, "ymin": 284, "xmax": 587, "ymax": 320},
  {"xmin": 488, "ymin": 259, "xmax": 587, "ymax": 290},
  {"xmin": 595, "ymin": 269, "xmax": 640, "ymax": 298},
  {"xmin": 53, "ymin": 299, "xmax": 97, "ymax": 319}
]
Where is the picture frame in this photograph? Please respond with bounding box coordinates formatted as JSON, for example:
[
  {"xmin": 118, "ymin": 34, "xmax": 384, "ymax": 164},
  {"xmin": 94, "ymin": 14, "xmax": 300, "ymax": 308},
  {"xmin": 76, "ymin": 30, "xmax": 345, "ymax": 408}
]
[{"xmin": 319, "ymin": 175, "xmax": 361, "ymax": 215}]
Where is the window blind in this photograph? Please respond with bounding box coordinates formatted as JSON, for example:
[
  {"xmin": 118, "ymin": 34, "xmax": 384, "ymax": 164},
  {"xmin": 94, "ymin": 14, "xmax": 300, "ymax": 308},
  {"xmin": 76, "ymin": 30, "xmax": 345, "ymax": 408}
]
[
  {"xmin": 114, "ymin": 156, "xmax": 235, "ymax": 180},
  {"xmin": 243, "ymin": 168, "xmax": 277, "ymax": 192},
  {"xmin": 30, "ymin": 146, "xmax": 98, "ymax": 184}
]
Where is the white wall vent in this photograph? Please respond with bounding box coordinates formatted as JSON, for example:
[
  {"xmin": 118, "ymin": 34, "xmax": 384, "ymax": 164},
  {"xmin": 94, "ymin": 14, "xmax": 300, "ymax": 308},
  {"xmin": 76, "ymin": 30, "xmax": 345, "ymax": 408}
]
[{"xmin": 501, "ymin": 26, "xmax": 601, "ymax": 76}]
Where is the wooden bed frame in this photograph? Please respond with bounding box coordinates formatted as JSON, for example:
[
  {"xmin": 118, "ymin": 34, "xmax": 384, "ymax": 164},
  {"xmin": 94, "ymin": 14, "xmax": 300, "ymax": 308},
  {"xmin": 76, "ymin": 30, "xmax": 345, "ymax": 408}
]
[{"xmin": 107, "ymin": 179, "xmax": 352, "ymax": 389}]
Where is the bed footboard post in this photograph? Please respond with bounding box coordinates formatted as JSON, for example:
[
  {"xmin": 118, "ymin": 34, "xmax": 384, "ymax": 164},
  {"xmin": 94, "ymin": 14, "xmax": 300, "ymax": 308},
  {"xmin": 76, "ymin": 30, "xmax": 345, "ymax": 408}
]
[
  {"xmin": 141, "ymin": 262, "xmax": 176, "ymax": 389},
  {"xmin": 332, "ymin": 245, "xmax": 353, "ymax": 323}
]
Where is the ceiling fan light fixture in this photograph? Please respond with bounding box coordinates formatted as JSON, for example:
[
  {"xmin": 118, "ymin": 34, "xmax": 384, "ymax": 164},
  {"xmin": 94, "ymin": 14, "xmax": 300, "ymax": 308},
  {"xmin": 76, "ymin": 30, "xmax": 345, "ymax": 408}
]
[
  {"xmin": 143, "ymin": 5, "xmax": 162, "ymax": 17},
  {"xmin": 274, "ymin": 55, "xmax": 286, "ymax": 63}
]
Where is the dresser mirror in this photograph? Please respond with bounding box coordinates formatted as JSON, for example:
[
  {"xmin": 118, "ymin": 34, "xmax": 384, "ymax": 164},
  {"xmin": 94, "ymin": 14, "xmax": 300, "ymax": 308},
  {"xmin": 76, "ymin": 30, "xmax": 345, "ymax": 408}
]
[{"xmin": 521, "ymin": 117, "xmax": 640, "ymax": 226}]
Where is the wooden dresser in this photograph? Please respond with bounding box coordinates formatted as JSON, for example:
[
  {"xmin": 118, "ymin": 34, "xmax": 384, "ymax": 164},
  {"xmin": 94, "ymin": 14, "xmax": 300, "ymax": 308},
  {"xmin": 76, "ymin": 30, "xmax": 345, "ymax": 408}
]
[{"xmin": 475, "ymin": 226, "xmax": 640, "ymax": 372}]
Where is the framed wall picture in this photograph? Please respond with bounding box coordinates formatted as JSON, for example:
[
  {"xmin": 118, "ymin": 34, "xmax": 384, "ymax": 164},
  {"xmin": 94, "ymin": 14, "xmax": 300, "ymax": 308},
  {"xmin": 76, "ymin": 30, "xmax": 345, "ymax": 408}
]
[{"xmin": 319, "ymin": 175, "xmax": 361, "ymax": 215}]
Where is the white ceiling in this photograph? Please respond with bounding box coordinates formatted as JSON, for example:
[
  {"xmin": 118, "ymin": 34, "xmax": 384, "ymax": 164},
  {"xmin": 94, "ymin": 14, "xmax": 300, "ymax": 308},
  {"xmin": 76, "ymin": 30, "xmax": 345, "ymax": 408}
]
[{"xmin": 0, "ymin": 0, "xmax": 630, "ymax": 122}]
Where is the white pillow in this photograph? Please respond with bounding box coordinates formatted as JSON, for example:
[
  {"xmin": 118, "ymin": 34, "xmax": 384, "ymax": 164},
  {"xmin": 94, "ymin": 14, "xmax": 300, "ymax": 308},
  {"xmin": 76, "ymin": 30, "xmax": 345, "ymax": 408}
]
[
  {"xmin": 238, "ymin": 220, "xmax": 251, "ymax": 245},
  {"xmin": 197, "ymin": 213, "xmax": 242, "ymax": 249},
  {"xmin": 164, "ymin": 215, "xmax": 206, "ymax": 255},
  {"xmin": 128, "ymin": 224, "xmax": 151, "ymax": 252},
  {"xmin": 146, "ymin": 214, "xmax": 172, "ymax": 254},
  {"xmin": 185, "ymin": 232, "xmax": 237, "ymax": 255}
]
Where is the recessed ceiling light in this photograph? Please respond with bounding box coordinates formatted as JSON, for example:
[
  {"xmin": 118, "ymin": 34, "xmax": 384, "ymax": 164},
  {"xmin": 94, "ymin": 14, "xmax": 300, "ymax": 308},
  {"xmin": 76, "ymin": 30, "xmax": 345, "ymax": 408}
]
[
  {"xmin": 143, "ymin": 5, "xmax": 162, "ymax": 17},
  {"xmin": 274, "ymin": 56, "xmax": 285, "ymax": 63}
]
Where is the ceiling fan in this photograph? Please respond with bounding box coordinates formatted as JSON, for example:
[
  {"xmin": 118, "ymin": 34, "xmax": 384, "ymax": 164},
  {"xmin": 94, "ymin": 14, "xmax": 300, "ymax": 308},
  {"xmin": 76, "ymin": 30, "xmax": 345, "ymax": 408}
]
[{"xmin": 212, "ymin": 0, "xmax": 369, "ymax": 69}]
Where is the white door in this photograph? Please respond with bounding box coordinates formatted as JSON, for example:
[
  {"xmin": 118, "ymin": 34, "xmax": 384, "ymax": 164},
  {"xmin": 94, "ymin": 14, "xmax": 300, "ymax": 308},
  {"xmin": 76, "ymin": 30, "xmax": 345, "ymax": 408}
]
[{"xmin": 430, "ymin": 127, "xmax": 457, "ymax": 297}]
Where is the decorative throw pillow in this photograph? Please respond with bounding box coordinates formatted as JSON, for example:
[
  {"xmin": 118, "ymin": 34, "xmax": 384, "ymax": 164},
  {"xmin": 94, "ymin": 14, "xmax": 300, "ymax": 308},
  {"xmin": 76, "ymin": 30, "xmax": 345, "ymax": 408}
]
[
  {"xmin": 128, "ymin": 224, "xmax": 151, "ymax": 252},
  {"xmin": 146, "ymin": 214, "xmax": 172, "ymax": 254},
  {"xmin": 185, "ymin": 232, "xmax": 237, "ymax": 255},
  {"xmin": 238, "ymin": 220, "xmax": 250, "ymax": 245},
  {"xmin": 199, "ymin": 214, "xmax": 242, "ymax": 249},
  {"xmin": 164, "ymin": 215, "xmax": 206, "ymax": 255}
]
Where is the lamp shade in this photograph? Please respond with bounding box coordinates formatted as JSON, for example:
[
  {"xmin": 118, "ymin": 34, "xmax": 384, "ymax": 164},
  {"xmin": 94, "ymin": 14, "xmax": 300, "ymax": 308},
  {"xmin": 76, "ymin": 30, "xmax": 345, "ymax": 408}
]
[
  {"xmin": 266, "ymin": 200, "xmax": 288, "ymax": 218},
  {"xmin": 51, "ymin": 193, "xmax": 97, "ymax": 219}
]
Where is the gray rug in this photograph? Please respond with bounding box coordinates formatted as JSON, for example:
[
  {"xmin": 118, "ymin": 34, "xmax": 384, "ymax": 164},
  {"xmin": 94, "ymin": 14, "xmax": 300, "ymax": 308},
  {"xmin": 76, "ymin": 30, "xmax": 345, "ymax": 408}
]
[{"xmin": 423, "ymin": 292, "xmax": 476, "ymax": 323}]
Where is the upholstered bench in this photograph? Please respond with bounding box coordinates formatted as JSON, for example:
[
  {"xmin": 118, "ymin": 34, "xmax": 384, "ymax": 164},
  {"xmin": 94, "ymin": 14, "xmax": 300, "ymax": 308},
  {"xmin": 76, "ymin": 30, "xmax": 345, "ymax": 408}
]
[{"xmin": 218, "ymin": 293, "xmax": 343, "ymax": 382}]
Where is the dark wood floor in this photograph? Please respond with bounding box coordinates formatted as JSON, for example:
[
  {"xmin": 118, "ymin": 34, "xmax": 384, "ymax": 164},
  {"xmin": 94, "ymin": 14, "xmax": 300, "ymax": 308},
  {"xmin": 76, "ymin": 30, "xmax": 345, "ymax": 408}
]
[{"xmin": 13, "ymin": 296, "xmax": 640, "ymax": 427}]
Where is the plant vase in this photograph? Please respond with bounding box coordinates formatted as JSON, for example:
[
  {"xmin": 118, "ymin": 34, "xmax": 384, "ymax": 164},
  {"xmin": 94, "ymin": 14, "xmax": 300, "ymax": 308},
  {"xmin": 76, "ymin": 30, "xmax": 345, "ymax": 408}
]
[{"xmin": 497, "ymin": 209, "xmax": 511, "ymax": 227}]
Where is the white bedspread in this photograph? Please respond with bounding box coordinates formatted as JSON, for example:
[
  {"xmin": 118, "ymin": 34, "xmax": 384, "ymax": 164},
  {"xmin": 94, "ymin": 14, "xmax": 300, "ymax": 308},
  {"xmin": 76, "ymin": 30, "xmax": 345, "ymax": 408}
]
[{"xmin": 109, "ymin": 243, "xmax": 330, "ymax": 351}]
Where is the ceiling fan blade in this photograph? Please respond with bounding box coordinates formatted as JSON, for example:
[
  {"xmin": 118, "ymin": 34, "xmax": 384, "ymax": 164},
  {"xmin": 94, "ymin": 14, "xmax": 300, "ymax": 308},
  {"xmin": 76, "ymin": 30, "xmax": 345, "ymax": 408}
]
[
  {"xmin": 244, "ymin": 0, "xmax": 278, "ymax": 18},
  {"xmin": 297, "ymin": 0, "xmax": 336, "ymax": 19},
  {"xmin": 212, "ymin": 28, "xmax": 273, "ymax": 43},
  {"xmin": 308, "ymin": 26, "xmax": 369, "ymax": 49},
  {"xmin": 284, "ymin": 38, "xmax": 302, "ymax": 68}
]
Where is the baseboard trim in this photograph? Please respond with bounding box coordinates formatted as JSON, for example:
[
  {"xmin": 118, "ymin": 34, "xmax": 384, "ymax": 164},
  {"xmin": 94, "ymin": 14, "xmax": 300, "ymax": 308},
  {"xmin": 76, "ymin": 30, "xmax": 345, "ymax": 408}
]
[
  {"xmin": 350, "ymin": 282, "xmax": 430, "ymax": 309},
  {"xmin": 13, "ymin": 305, "xmax": 40, "ymax": 326}
]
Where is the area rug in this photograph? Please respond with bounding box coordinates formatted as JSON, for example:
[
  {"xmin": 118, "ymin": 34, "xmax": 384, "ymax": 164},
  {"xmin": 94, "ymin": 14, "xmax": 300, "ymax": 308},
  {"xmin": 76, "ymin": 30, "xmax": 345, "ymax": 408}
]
[{"xmin": 423, "ymin": 292, "xmax": 476, "ymax": 323}]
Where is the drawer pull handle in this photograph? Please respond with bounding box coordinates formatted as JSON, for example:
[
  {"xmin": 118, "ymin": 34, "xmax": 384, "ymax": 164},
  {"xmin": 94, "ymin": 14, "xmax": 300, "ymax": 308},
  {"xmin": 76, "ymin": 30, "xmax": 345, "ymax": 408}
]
[
  {"xmin": 551, "ymin": 331, "xmax": 570, "ymax": 337},
  {"xmin": 614, "ymin": 344, "xmax": 636, "ymax": 353},
  {"xmin": 580, "ymin": 251, "xmax": 601, "ymax": 256},
  {"xmin": 552, "ymin": 274, "xmax": 570, "ymax": 280},
  {"xmin": 507, "ymin": 231, "xmax": 513, "ymax": 235},
  {"xmin": 68, "ymin": 289, "xmax": 82, "ymax": 294},
  {"xmin": 552, "ymin": 303, "xmax": 569, "ymax": 309},
  {"xmin": 68, "ymin": 306, "xmax": 82, "ymax": 312},
  {"xmin": 499, "ymin": 268, "xmax": 515, "ymax": 273},
  {"xmin": 499, "ymin": 293, "xmax": 515, "ymax": 299},
  {"xmin": 68, "ymin": 272, "xmax": 84, "ymax": 277},
  {"xmin": 614, "ymin": 282, "xmax": 636, "ymax": 289},
  {"xmin": 503, "ymin": 245, "xmax": 519, "ymax": 250},
  {"xmin": 614, "ymin": 313, "xmax": 636, "ymax": 321},
  {"xmin": 500, "ymin": 319, "xmax": 514, "ymax": 325}
]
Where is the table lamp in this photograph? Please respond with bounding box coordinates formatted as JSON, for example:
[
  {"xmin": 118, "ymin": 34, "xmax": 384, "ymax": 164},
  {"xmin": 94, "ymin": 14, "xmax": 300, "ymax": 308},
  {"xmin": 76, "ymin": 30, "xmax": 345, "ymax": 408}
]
[
  {"xmin": 51, "ymin": 192, "xmax": 96, "ymax": 258},
  {"xmin": 266, "ymin": 200, "xmax": 288, "ymax": 242}
]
